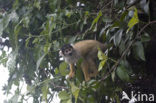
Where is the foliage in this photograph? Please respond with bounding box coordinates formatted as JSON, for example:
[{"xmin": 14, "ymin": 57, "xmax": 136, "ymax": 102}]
[{"xmin": 0, "ymin": 0, "xmax": 155, "ymax": 103}]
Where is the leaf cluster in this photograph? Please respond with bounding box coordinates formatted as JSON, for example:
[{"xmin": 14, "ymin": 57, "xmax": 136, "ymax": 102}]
[{"xmin": 0, "ymin": 0, "xmax": 154, "ymax": 103}]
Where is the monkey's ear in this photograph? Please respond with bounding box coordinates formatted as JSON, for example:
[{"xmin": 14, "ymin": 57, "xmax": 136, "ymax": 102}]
[
  {"xmin": 70, "ymin": 43, "xmax": 74, "ymax": 47},
  {"xmin": 59, "ymin": 50, "xmax": 63, "ymax": 56}
]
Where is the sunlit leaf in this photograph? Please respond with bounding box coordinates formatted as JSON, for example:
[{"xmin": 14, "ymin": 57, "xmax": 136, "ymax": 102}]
[
  {"xmin": 97, "ymin": 48, "xmax": 107, "ymax": 60},
  {"xmin": 98, "ymin": 60, "xmax": 107, "ymax": 71},
  {"xmin": 97, "ymin": 48, "xmax": 107, "ymax": 71},
  {"xmin": 58, "ymin": 91, "xmax": 70, "ymax": 100},
  {"xmin": 54, "ymin": 67, "xmax": 59, "ymax": 75},
  {"xmin": 59, "ymin": 62, "xmax": 69, "ymax": 76},
  {"xmin": 66, "ymin": 10, "xmax": 72, "ymax": 18},
  {"xmin": 128, "ymin": 8, "xmax": 139, "ymax": 31},
  {"xmin": 70, "ymin": 82, "xmax": 80, "ymax": 103},
  {"xmin": 90, "ymin": 11, "xmax": 102, "ymax": 30},
  {"xmin": 66, "ymin": 99, "xmax": 72, "ymax": 103}
]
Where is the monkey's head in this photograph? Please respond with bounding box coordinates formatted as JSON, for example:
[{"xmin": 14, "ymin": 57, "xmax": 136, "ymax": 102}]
[{"xmin": 59, "ymin": 44, "xmax": 74, "ymax": 57}]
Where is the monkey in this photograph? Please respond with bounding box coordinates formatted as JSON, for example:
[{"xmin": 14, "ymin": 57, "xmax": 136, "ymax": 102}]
[{"xmin": 59, "ymin": 40, "xmax": 107, "ymax": 81}]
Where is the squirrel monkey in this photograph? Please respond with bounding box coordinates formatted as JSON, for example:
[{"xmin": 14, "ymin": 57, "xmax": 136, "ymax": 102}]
[{"xmin": 59, "ymin": 40, "xmax": 107, "ymax": 81}]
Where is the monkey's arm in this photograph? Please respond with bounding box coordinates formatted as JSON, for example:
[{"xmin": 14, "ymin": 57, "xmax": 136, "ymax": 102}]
[
  {"xmin": 81, "ymin": 60, "xmax": 91, "ymax": 81},
  {"xmin": 68, "ymin": 64, "xmax": 75, "ymax": 78}
]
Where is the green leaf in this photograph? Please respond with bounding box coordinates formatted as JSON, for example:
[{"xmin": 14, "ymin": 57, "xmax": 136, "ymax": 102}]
[
  {"xmin": 97, "ymin": 48, "xmax": 107, "ymax": 71},
  {"xmin": 14, "ymin": 23, "xmax": 22, "ymax": 45},
  {"xmin": 9, "ymin": 94, "xmax": 19, "ymax": 103},
  {"xmin": 0, "ymin": 11, "xmax": 18, "ymax": 36},
  {"xmin": 133, "ymin": 41, "xmax": 145, "ymax": 61},
  {"xmin": 85, "ymin": 11, "xmax": 89, "ymax": 16},
  {"xmin": 66, "ymin": 99, "xmax": 72, "ymax": 103},
  {"xmin": 25, "ymin": 34, "xmax": 31, "ymax": 47},
  {"xmin": 44, "ymin": 42, "xmax": 51, "ymax": 53},
  {"xmin": 120, "ymin": 11, "xmax": 128, "ymax": 22},
  {"xmin": 141, "ymin": 33, "xmax": 151, "ymax": 42},
  {"xmin": 102, "ymin": 17, "xmax": 112, "ymax": 22},
  {"xmin": 27, "ymin": 85, "xmax": 35, "ymax": 94},
  {"xmin": 36, "ymin": 53, "xmax": 46, "ymax": 71},
  {"xmin": 59, "ymin": 62, "xmax": 69, "ymax": 76},
  {"xmin": 41, "ymin": 83, "xmax": 49, "ymax": 102},
  {"xmin": 54, "ymin": 68, "xmax": 59, "ymax": 75},
  {"xmin": 128, "ymin": 8, "xmax": 139, "ymax": 31},
  {"xmin": 34, "ymin": 1, "xmax": 41, "ymax": 9},
  {"xmin": 62, "ymin": 99, "xmax": 72, "ymax": 103},
  {"xmin": 119, "ymin": 40, "xmax": 125, "ymax": 54},
  {"xmin": 7, "ymin": 48, "xmax": 18, "ymax": 73},
  {"xmin": 0, "ymin": 19, "xmax": 4, "ymax": 36},
  {"xmin": 88, "ymin": 95, "xmax": 96, "ymax": 103},
  {"xmin": 75, "ymin": 67, "xmax": 84, "ymax": 82},
  {"xmin": 32, "ymin": 38, "xmax": 39, "ymax": 44},
  {"xmin": 115, "ymin": 93, "xmax": 120, "ymax": 103},
  {"xmin": 90, "ymin": 11, "xmax": 102, "ymax": 30},
  {"xmin": 22, "ymin": 16, "xmax": 30, "ymax": 28},
  {"xmin": 76, "ymin": 58, "xmax": 84, "ymax": 82},
  {"xmin": 53, "ymin": 40, "xmax": 60, "ymax": 51},
  {"xmin": 120, "ymin": 60, "xmax": 133, "ymax": 75},
  {"xmin": 65, "ymin": 10, "xmax": 72, "ymax": 18},
  {"xmin": 70, "ymin": 82, "xmax": 80, "ymax": 103},
  {"xmin": 114, "ymin": 29, "xmax": 123, "ymax": 46},
  {"xmin": 97, "ymin": 48, "xmax": 107, "ymax": 60},
  {"xmin": 111, "ymin": 21, "xmax": 120, "ymax": 28},
  {"xmin": 116, "ymin": 65, "xmax": 130, "ymax": 82},
  {"xmin": 111, "ymin": 71, "xmax": 115, "ymax": 82},
  {"xmin": 58, "ymin": 91, "xmax": 70, "ymax": 100},
  {"xmin": 98, "ymin": 60, "xmax": 107, "ymax": 71}
]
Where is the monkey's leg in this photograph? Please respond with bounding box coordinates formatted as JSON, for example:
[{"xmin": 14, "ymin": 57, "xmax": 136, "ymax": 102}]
[
  {"xmin": 68, "ymin": 64, "xmax": 75, "ymax": 78},
  {"xmin": 81, "ymin": 60, "xmax": 90, "ymax": 81},
  {"xmin": 88, "ymin": 59, "xmax": 98, "ymax": 77}
]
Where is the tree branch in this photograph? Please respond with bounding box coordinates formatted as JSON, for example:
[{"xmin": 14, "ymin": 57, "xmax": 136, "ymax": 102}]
[{"xmin": 101, "ymin": 20, "xmax": 156, "ymax": 81}]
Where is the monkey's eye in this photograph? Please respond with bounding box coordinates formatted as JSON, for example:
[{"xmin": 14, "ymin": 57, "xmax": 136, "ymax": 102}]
[
  {"xmin": 64, "ymin": 48, "xmax": 72, "ymax": 55},
  {"xmin": 65, "ymin": 50, "xmax": 69, "ymax": 54},
  {"xmin": 68, "ymin": 48, "xmax": 72, "ymax": 52}
]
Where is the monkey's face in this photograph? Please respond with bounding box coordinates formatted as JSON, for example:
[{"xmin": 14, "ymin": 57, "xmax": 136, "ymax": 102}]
[{"xmin": 59, "ymin": 44, "xmax": 74, "ymax": 57}]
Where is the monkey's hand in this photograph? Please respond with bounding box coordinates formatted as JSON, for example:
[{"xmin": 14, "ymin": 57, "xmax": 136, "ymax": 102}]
[
  {"xmin": 68, "ymin": 64, "xmax": 75, "ymax": 79},
  {"xmin": 68, "ymin": 71, "xmax": 75, "ymax": 79}
]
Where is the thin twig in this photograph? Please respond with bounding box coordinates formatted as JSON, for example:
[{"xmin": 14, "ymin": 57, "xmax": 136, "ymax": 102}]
[
  {"xmin": 101, "ymin": 20, "xmax": 156, "ymax": 81},
  {"xmin": 126, "ymin": 0, "xmax": 141, "ymax": 9},
  {"xmin": 101, "ymin": 0, "xmax": 113, "ymax": 10},
  {"xmin": 26, "ymin": 21, "xmax": 79, "ymax": 38}
]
